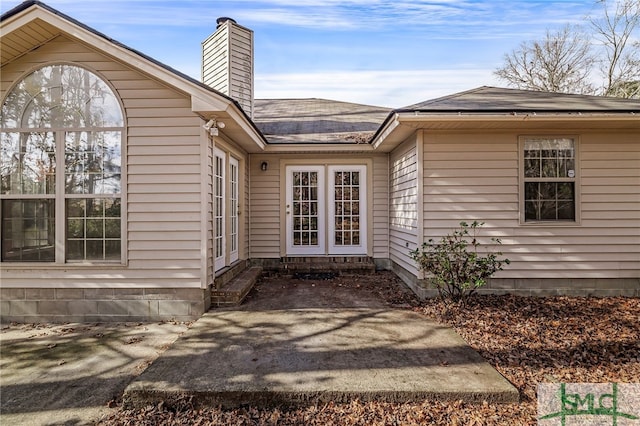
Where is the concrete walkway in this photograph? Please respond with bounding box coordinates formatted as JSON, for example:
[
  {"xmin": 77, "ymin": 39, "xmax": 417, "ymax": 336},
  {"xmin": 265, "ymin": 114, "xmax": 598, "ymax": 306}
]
[
  {"xmin": 124, "ymin": 286, "xmax": 519, "ymax": 408},
  {"xmin": 0, "ymin": 322, "xmax": 189, "ymax": 425}
]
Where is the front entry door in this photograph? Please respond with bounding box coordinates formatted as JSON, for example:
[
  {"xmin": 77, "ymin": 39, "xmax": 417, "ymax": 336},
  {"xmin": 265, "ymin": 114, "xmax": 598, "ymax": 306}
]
[{"xmin": 285, "ymin": 165, "xmax": 367, "ymax": 256}]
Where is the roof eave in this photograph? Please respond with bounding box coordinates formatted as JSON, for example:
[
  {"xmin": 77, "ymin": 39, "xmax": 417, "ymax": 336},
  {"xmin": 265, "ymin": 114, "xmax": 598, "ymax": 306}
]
[
  {"xmin": 2, "ymin": 1, "xmax": 269, "ymax": 150},
  {"xmin": 372, "ymin": 110, "xmax": 640, "ymax": 151}
]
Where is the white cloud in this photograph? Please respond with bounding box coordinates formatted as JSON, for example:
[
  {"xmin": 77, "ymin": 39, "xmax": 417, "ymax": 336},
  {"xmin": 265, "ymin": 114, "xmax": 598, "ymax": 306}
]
[
  {"xmin": 256, "ymin": 69, "xmax": 501, "ymax": 107},
  {"xmin": 2, "ymin": 0, "xmax": 592, "ymax": 34}
]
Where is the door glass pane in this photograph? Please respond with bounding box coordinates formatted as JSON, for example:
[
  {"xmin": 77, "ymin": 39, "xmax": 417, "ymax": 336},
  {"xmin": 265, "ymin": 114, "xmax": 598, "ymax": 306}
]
[
  {"xmin": 214, "ymin": 155, "xmax": 224, "ymax": 259},
  {"xmin": 230, "ymin": 160, "xmax": 238, "ymax": 254},
  {"xmin": 291, "ymin": 171, "xmax": 319, "ymax": 247},
  {"xmin": 333, "ymin": 170, "xmax": 360, "ymax": 246}
]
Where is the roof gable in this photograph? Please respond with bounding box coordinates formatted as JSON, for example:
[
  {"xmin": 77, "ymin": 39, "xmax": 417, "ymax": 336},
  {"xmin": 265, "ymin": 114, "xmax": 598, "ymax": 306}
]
[
  {"xmin": 1, "ymin": 0, "xmax": 267, "ymax": 151},
  {"xmin": 372, "ymin": 86, "xmax": 640, "ymax": 152}
]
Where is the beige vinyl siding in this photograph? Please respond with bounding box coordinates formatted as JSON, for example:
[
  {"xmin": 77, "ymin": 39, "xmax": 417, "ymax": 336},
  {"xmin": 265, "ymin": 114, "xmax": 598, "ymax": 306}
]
[
  {"xmin": 249, "ymin": 155, "xmax": 281, "ymax": 258},
  {"xmin": 205, "ymin": 142, "xmax": 215, "ymax": 287},
  {"xmin": 372, "ymin": 154, "xmax": 390, "ymax": 259},
  {"xmin": 1, "ymin": 35, "xmax": 204, "ymax": 288},
  {"xmin": 202, "ymin": 21, "xmax": 253, "ymax": 117},
  {"xmin": 226, "ymin": 27, "xmax": 253, "ymax": 116},
  {"xmin": 202, "ymin": 27, "xmax": 229, "ymax": 94},
  {"xmin": 422, "ymin": 131, "xmax": 640, "ymax": 280},
  {"xmin": 390, "ymin": 138, "xmax": 419, "ymax": 274},
  {"xmin": 244, "ymin": 155, "xmax": 251, "ymax": 259}
]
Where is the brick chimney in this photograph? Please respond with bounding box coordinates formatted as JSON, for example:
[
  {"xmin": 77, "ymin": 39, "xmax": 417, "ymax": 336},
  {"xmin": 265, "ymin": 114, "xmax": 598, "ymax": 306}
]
[{"xmin": 202, "ymin": 17, "xmax": 254, "ymax": 119}]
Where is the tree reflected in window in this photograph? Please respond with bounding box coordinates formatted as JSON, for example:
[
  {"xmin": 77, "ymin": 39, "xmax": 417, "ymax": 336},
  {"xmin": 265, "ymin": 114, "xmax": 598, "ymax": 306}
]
[
  {"xmin": 1, "ymin": 65, "xmax": 123, "ymax": 262},
  {"xmin": 523, "ymin": 138, "xmax": 576, "ymax": 222}
]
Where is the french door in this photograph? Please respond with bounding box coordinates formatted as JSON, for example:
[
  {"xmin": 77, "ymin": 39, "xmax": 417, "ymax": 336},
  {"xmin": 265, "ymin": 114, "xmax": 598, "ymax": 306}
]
[
  {"xmin": 285, "ymin": 166, "xmax": 325, "ymax": 255},
  {"xmin": 285, "ymin": 165, "xmax": 366, "ymax": 256},
  {"xmin": 214, "ymin": 148, "xmax": 225, "ymax": 270},
  {"xmin": 229, "ymin": 157, "xmax": 239, "ymax": 263},
  {"xmin": 214, "ymin": 151, "xmax": 240, "ymax": 271},
  {"xmin": 328, "ymin": 165, "xmax": 367, "ymax": 255}
]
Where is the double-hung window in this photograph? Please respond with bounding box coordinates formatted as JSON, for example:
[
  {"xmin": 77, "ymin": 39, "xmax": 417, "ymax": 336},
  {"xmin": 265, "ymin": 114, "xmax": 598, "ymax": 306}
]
[
  {"xmin": 1, "ymin": 64, "xmax": 124, "ymax": 263},
  {"xmin": 521, "ymin": 137, "xmax": 577, "ymax": 223}
]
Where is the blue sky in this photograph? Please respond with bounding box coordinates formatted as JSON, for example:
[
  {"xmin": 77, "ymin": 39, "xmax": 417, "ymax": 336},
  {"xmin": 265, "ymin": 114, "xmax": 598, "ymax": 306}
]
[{"xmin": 1, "ymin": 0, "xmax": 599, "ymax": 107}]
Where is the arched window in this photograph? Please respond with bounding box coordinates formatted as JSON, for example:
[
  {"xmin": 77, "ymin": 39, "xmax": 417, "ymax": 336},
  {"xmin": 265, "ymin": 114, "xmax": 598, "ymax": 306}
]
[{"xmin": 1, "ymin": 64, "xmax": 124, "ymax": 262}]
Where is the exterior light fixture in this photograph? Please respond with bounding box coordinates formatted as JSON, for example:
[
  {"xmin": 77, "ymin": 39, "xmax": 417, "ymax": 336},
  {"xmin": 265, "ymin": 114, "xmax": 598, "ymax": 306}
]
[
  {"xmin": 203, "ymin": 119, "xmax": 224, "ymax": 136},
  {"xmin": 261, "ymin": 161, "xmax": 268, "ymax": 171},
  {"xmin": 202, "ymin": 119, "xmax": 215, "ymax": 130}
]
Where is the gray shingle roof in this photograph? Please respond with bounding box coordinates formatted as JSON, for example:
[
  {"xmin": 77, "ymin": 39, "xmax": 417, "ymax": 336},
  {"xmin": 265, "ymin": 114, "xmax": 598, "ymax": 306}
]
[
  {"xmin": 253, "ymin": 98, "xmax": 391, "ymax": 144},
  {"xmin": 403, "ymin": 86, "xmax": 640, "ymax": 112}
]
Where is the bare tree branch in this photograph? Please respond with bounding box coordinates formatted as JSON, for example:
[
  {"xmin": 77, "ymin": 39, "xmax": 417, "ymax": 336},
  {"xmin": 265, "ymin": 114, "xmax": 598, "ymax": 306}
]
[
  {"xmin": 494, "ymin": 25, "xmax": 595, "ymax": 94},
  {"xmin": 590, "ymin": 0, "xmax": 640, "ymax": 96},
  {"xmin": 495, "ymin": 0, "xmax": 640, "ymax": 98}
]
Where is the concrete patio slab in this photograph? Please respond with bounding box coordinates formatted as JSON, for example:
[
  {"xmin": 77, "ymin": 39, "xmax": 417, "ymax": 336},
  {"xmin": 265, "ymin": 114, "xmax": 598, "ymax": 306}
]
[{"xmin": 124, "ymin": 307, "xmax": 518, "ymax": 408}]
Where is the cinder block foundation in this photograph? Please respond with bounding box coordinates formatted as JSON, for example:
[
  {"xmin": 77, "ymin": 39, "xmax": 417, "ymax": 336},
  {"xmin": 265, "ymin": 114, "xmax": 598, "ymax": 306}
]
[
  {"xmin": 391, "ymin": 261, "xmax": 640, "ymax": 299},
  {"xmin": 0, "ymin": 287, "xmax": 211, "ymax": 323}
]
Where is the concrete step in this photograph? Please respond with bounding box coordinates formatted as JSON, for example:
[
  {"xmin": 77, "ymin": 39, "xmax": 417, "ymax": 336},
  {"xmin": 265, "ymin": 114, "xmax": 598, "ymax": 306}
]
[
  {"xmin": 123, "ymin": 309, "xmax": 519, "ymax": 410},
  {"xmin": 278, "ymin": 256, "xmax": 376, "ymax": 276},
  {"xmin": 211, "ymin": 266, "xmax": 262, "ymax": 307}
]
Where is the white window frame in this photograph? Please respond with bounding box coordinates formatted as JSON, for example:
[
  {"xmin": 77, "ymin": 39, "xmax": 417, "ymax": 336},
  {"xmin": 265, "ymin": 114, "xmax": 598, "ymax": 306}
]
[{"xmin": 519, "ymin": 136, "xmax": 580, "ymax": 225}]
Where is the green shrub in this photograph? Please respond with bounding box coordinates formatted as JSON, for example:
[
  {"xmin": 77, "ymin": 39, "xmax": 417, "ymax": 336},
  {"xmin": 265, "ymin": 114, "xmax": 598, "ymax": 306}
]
[{"xmin": 410, "ymin": 221, "xmax": 510, "ymax": 305}]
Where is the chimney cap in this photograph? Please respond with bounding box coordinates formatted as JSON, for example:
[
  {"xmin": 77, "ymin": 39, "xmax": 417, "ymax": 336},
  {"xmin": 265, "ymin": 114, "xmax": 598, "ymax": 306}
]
[{"xmin": 216, "ymin": 17, "xmax": 237, "ymax": 27}]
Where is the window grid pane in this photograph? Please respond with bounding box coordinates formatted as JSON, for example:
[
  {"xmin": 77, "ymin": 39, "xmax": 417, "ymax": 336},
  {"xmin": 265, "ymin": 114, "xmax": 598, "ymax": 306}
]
[
  {"xmin": 66, "ymin": 198, "xmax": 121, "ymax": 261},
  {"xmin": 1, "ymin": 132, "xmax": 56, "ymax": 195},
  {"xmin": 524, "ymin": 138, "xmax": 575, "ymax": 179},
  {"xmin": 1, "ymin": 199, "xmax": 55, "ymax": 261},
  {"xmin": 1, "ymin": 64, "xmax": 124, "ymax": 129},
  {"xmin": 65, "ymin": 131, "xmax": 121, "ymax": 195}
]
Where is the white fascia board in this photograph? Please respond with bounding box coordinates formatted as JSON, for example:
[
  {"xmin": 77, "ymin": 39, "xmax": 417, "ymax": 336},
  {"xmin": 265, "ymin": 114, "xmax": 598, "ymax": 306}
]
[
  {"xmin": 371, "ymin": 113, "xmax": 401, "ymax": 150},
  {"xmin": 397, "ymin": 112, "xmax": 640, "ymax": 124},
  {"xmin": 225, "ymin": 105, "xmax": 267, "ymax": 151},
  {"xmin": 0, "ymin": 5, "xmax": 40, "ymax": 33},
  {"xmin": 190, "ymin": 95, "xmax": 232, "ymax": 116}
]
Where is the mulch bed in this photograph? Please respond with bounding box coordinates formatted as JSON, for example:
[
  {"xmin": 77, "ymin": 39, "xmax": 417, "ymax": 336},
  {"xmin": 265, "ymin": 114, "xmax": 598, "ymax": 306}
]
[{"xmin": 100, "ymin": 273, "xmax": 639, "ymax": 425}]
